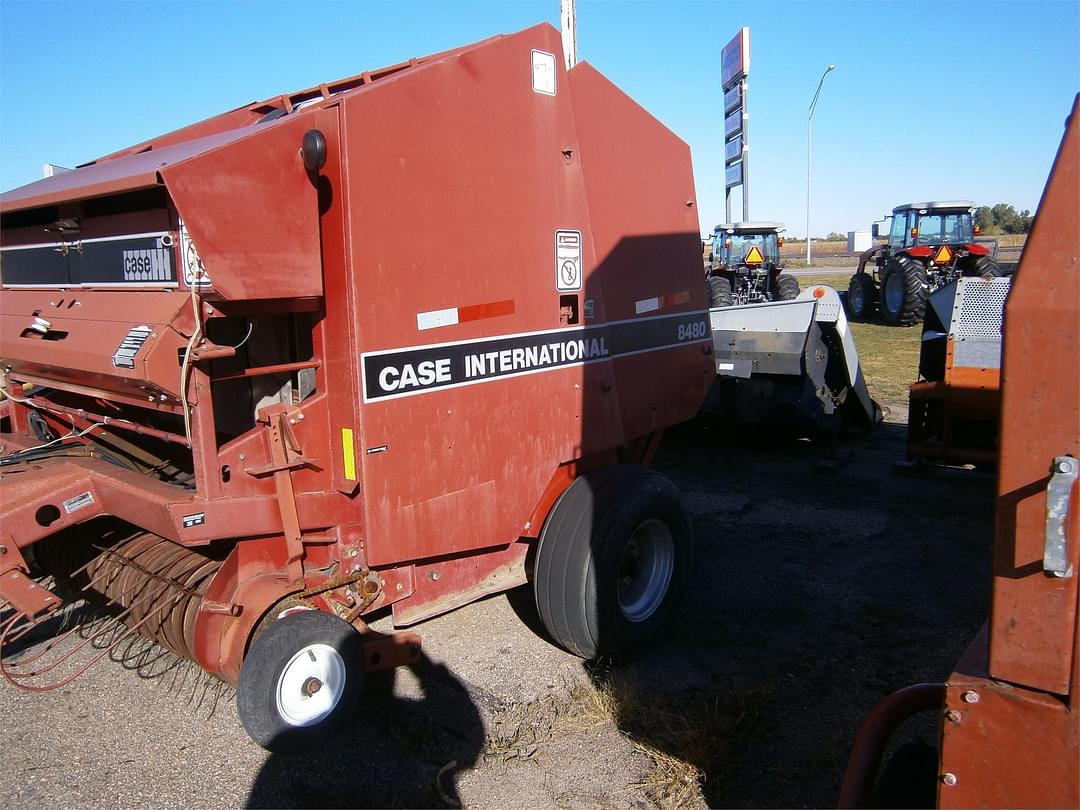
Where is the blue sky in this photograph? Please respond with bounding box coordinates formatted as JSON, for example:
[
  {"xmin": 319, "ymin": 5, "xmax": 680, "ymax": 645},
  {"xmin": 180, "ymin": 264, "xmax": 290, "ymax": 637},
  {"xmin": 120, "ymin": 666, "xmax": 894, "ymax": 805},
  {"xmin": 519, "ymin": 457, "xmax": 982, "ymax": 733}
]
[{"xmin": 1, "ymin": 1, "xmax": 1077, "ymax": 237}]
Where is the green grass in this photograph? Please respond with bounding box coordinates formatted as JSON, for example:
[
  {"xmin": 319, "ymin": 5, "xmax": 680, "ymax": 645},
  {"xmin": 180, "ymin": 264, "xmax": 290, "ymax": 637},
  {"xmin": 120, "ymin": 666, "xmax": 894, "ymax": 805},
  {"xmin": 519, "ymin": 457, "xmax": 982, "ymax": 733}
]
[
  {"xmin": 792, "ymin": 273, "xmax": 923, "ymax": 405},
  {"xmin": 849, "ymin": 321, "xmax": 921, "ymax": 404}
]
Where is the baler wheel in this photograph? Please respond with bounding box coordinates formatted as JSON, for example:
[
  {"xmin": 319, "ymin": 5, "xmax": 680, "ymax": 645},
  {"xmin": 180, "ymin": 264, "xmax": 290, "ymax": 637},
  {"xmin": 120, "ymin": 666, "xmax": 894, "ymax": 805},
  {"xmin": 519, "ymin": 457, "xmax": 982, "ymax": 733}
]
[
  {"xmin": 533, "ymin": 466, "xmax": 692, "ymax": 661},
  {"xmin": 879, "ymin": 257, "xmax": 928, "ymax": 326},
  {"xmin": 707, "ymin": 275, "xmax": 734, "ymax": 308},
  {"xmin": 846, "ymin": 272, "xmax": 878, "ymax": 320},
  {"xmin": 774, "ymin": 273, "xmax": 801, "ymax": 301},
  {"xmin": 237, "ymin": 610, "xmax": 365, "ymax": 752}
]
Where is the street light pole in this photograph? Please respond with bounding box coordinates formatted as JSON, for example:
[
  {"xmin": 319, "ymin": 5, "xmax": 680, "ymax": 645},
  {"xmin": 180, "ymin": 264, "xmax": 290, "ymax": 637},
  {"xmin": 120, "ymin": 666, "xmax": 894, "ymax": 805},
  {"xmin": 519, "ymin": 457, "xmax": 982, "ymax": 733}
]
[{"xmin": 806, "ymin": 64, "xmax": 835, "ymax": 265}]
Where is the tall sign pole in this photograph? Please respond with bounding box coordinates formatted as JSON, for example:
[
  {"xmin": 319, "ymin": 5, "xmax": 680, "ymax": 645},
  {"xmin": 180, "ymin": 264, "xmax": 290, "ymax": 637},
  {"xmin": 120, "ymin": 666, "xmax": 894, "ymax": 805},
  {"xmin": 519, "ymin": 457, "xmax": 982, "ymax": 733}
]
[
  {"xmin": 560, "ymin": 0, "xmax": 578, "ymax": 70},
  {"xmin": 721, "ymin": 27, "xmax": 750, "ymax": 223}
]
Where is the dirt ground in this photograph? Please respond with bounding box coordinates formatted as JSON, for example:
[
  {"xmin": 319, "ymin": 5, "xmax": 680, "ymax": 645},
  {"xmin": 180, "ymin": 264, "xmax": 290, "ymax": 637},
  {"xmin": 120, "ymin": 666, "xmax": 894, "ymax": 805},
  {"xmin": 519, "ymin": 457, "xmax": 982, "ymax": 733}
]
[{"xmin": 0, "ymin": 395, "xmax": 995, "ymax": 809}]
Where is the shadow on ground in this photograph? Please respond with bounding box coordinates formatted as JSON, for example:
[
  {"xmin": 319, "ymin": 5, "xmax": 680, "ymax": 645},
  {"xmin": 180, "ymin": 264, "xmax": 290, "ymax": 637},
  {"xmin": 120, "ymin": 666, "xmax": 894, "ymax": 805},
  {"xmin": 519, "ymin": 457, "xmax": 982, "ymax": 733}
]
[
  {"xmin": 246, "ymin": 652, "xmax": 483, "ymax": 809},
  {"xmin": 571, "ymin": 417, "xmax": 994, "ymax": 808}
]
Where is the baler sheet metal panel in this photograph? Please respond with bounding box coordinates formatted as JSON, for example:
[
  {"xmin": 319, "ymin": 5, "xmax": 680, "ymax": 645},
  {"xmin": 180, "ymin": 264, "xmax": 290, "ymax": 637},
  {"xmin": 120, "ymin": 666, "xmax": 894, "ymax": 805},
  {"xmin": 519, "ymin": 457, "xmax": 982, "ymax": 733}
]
[
  {"xmin": 0, "ymin": 288, "xmax": 189, "ymax": 398},
  {"xmin": 361, "ymin": 310, "xmax": 710, "ymax": 402},
  {"xmin": 342, "ymin": 25, "xmax": 712, "ymax": 567}
]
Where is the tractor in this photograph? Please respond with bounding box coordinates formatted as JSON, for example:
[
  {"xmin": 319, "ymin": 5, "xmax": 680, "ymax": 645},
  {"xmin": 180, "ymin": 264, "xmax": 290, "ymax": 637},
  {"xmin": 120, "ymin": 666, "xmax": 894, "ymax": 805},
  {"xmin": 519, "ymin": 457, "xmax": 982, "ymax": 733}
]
[
  {"xmin": 846, "ymin": 201, "xmax": 1002, "ymax": 326},
  {"xmin": 706, "ymin": 222, "xmax": 801, "ymax": 307}
]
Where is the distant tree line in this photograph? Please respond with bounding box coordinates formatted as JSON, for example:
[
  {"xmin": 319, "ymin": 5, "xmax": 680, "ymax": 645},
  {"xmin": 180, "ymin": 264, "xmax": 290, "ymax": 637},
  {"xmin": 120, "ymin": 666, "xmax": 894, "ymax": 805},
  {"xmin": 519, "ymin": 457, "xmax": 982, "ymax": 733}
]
[{"xmin": 975, "ymin": 204, "xmax": 1033, "ymax": 235}]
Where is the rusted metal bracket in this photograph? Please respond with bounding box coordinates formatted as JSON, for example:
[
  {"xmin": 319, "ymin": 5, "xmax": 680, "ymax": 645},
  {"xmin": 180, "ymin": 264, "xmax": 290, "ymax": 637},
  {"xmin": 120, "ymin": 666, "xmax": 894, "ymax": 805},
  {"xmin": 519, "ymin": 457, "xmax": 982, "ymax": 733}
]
[
  {"xmin": 250, "ymin": 405, "xmax": 318, "ymax": 587},
  {"xmin": 360, "ymin": 630, "xmax": 423, "ymax": 673}
]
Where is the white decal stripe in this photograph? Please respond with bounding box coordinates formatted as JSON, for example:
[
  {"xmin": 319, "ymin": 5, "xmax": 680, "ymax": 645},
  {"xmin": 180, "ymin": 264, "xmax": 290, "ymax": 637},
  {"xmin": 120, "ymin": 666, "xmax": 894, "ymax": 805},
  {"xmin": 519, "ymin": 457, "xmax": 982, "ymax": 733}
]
[
  {"xmin": 361, "ymin": 308, "xmax": 712, "ymax": 361},
  {"xmin": 0, "ymin": 231, "xmax": 170, "ymax": 251},
  {"xmin": 635, "ymin": 297, "xmax": 660, "ymax": 314},
  {"xmin": 416, "ymin": 307, "xmax": 460, "ymax": 331}
]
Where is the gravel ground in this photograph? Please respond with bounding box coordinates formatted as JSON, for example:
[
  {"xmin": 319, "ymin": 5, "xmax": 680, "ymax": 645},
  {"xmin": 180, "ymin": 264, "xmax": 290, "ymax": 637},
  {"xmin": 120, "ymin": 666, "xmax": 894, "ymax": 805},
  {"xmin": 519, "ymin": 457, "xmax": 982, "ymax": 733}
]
[{"xmin": 0, "ymin": 404, "xmax": 993, "ymax": 809}]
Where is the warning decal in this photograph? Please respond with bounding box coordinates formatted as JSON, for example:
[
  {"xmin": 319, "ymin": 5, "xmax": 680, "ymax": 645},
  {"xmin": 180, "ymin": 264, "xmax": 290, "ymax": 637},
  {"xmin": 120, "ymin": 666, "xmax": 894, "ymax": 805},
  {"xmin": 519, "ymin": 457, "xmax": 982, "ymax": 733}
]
[
  {"xmin": 361, "ymin": 310, "xmax": 710, "ymax": 402},
  {"xmin": 555, "ymin": 230, "xmax": 582, "ymax": 292},
  {"xmin": 744, "ymin": 245, "xmax": 764, "ymax": 265}
]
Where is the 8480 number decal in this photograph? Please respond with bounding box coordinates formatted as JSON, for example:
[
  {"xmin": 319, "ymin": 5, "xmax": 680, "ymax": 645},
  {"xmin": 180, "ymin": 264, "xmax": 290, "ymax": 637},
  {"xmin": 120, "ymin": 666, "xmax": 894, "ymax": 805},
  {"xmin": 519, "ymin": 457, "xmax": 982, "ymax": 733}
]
[{"xmin": 677, "ymin": 320, "xmax": 709, "ymax": 341}]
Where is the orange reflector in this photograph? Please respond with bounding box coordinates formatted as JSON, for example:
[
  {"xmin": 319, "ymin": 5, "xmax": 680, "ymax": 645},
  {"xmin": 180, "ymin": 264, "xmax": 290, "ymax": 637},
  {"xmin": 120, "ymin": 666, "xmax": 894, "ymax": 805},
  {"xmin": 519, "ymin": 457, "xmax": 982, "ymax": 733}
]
[
  {"xmin": 934, "ymin": 245, "xmax": 953, "ymax": 264},
  {"xmin": 813, "ymin": 286, "xmax": 826, "ymax": 298},
  {"xmin": 744, "ymin": 246, "xmax": 765, "ymax": 264}
]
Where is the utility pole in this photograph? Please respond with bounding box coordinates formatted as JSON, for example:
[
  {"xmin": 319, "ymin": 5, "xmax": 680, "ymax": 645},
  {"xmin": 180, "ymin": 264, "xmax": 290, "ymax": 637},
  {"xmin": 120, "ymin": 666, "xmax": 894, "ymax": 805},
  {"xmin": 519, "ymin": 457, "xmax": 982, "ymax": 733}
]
[
  {"xmin": 806, "ymin": 64, "xmax": 835, "ymax": 264},
  {"xmin": 560, "ymin": 0, "xmax": 578, "ymax": 70}
]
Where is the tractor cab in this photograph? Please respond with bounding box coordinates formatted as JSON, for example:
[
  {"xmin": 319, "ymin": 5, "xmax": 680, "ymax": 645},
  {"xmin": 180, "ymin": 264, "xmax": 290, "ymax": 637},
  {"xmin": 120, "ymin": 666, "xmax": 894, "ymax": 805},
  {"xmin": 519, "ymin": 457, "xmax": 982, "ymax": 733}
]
[
  {"xmin": 885, "ymin": 201, "xmax": 977, "ymax": 251},
  {"xmin": 707, "ymin": 222, "xmax": 799, "ymax": 306},
  {"xmin": 712, "ymin": 222, "xmax": 783, "ymax": 270}
]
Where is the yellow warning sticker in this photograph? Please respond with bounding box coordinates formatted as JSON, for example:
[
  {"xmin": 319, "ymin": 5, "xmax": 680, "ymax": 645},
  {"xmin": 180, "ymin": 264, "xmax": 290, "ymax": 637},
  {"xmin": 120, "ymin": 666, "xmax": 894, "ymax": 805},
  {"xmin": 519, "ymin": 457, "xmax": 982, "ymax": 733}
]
[
  {"xmin": 934, "ymin": 245, "xmax": 952, "ymax": 264},
  {"xmin": 744, "ymin": 245, "xmax": 764, "ymax": 265},
  {"xmin": 341, "ymin": 428, "xmax": 357, "ymax": 481}
]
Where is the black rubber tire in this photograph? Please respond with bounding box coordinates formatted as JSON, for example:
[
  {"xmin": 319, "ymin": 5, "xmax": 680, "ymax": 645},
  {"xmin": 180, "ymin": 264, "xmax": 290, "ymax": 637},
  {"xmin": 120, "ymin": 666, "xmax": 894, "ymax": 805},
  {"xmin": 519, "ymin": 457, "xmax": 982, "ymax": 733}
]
[
  {"xmin": 971, "ymin": 255, "xmax": 1002, "ymax": 278},
  {"xmin": 774, "ymin": 273, "xmax": 801, "ymax": 301},
  {"xmin": 237, "ymin": 610, "xmax": 365, "ymax": 752},
  {"xmin": 533, "ymin": 466, "xmax": 693, "ymax": 661},
  {"xmin": 879, "ymin": 257, "xmax": 928, "ymax": 326},
  {"xmin": 846, "ymin": 272, "xmax": 878, "ymax": 320},
  {"xmin": 707, "ymin": 275, "xmax": 733, "ymax": 308}
]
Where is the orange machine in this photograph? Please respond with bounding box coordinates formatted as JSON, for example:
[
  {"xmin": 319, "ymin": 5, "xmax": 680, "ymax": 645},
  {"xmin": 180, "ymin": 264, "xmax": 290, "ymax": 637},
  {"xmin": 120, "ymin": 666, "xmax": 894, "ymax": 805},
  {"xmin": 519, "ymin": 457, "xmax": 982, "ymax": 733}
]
[{"xmin": 840, "ymin": 95, "xmax": 1078, "ymax": 809}]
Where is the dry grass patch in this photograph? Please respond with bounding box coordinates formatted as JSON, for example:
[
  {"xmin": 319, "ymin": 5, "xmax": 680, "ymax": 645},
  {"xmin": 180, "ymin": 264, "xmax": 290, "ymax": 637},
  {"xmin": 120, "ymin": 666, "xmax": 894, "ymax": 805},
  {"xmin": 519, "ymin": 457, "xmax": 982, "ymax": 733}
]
[{"xmin": 486, "ymin": 672, "xmax": 770, "ymax": 808}]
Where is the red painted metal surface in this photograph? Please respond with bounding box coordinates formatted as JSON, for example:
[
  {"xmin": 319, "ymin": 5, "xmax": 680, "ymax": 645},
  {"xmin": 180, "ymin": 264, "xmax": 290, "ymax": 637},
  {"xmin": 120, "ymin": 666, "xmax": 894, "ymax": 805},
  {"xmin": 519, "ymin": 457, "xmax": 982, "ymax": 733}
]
[
  {"xmin": 0, "ymin": 24, "xmax": 712, "ymax": 687},
  {"xmin": 989, "ymin": 96, "xmax": 1079, "ymax": 694},
  {"xmin": 840, "ymin": 96, "xmax": 1079, "ymax": 809},
  {"xmin": 941, "ymin": 97, "xmax": 1079, "ymax": 807}
]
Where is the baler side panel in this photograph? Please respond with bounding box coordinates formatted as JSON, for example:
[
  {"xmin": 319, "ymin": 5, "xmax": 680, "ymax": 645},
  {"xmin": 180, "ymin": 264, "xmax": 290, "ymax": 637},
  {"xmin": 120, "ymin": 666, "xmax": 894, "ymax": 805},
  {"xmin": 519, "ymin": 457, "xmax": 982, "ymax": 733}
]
[
  {"xmin": 0, "ymin": 289, "xmax": 190, "ymax": 403},
  {"xmin": 346, "ymin": 26, "xmax": 625, "ymax": 566},
  {"xmin": 568, "ymin": 62, "xmax": 714, "ymax": 436},
  {"xmin": 160, "ymin": 115, "xmax": 323, "ymax": 301},
  {"xmin": 989, "ymin": 96, "xmax": 1080, "ymax": 695}
]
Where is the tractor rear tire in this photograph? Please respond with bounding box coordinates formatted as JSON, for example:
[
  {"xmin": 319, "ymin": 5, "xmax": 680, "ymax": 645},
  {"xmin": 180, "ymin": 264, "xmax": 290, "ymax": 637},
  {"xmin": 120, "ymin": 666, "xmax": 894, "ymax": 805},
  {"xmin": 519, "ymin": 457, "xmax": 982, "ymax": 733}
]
[
  {"xmin": 533, "ymin": 466, "xmax": 693, "ymax": 661},
  {"xmin": 846, "ymin": 273, "xmax": 877, "ymax": 320},
  {"xmin": 879, "ymin": 257, "xmax": 928, "ymax": 326},
  {"xmin": 971, "ymin": 256, "xmax": 1003, "ymax": 278},
  {"xmin": 774, "ymin": 273, "xmax": 801, "ymax": 301},
  {"xmin": 707, "ymin": 275, "xmax": 733, "ymax": 308},
  {"xmin": 237, "ymin": 610, "xmax": 365, "ymax": 752}
]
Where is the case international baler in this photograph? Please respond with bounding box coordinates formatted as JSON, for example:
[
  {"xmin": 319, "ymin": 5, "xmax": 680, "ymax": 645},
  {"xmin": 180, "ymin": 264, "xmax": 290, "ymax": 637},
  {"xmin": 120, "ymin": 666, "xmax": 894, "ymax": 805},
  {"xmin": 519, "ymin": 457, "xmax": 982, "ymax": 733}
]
[{"xmin": 0, "ymin": 24, "xmax": 715, "ymax": 750}]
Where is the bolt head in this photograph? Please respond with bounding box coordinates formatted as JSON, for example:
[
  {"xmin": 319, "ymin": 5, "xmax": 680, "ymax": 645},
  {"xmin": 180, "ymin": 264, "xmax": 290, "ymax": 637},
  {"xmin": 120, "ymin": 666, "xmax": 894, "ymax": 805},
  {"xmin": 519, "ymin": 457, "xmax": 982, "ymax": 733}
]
[
  {"xmin": 945, "ymin": 709, "xmax": 962, "ymax": 723},
  {"xmin": 1055, "ymin": 459, "xmax": 1075, "ymax": 474},
  {"xmin": 429, "ymin": 570, "xmax": 440, "ymax": 581},
  {"xmin": 941, "ymin": 773, "xmax": 958, "ymax": 787},
  {"xmin": 961, "ymin": 691, "xmax": 980, "ymax": 704}
]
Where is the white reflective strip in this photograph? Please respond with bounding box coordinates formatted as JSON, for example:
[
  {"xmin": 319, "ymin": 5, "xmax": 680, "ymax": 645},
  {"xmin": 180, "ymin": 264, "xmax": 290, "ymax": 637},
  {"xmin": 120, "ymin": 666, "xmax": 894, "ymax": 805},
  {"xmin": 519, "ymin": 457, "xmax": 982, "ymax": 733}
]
[
  {"xmin": 416, "ymin": 307, "xmax": 460, "ymax": 331},
  {"xmin": 717, "ymin": 362, "xmax": 735, "ymax": 370},
  {"xmin": 635, "ymin": 297, "xmax": 660, "ymax": 314}
]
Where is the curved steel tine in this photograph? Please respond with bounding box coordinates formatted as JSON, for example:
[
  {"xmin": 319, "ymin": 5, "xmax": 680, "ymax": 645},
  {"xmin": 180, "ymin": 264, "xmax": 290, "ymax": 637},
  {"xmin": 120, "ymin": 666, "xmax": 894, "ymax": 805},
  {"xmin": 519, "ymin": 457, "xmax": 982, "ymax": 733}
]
[{"xmin": 2, "ymin": 579, "xmax": 191, "ymax": 688}]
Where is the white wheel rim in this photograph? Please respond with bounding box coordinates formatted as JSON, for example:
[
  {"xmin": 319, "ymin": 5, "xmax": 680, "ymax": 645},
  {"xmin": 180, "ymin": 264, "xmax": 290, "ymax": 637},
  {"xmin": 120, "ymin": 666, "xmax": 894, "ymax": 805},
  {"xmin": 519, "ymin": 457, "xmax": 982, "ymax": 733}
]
[
  {"xmin": 618, "ymin": 519, "xmax": 675, "ymax": 623},
  {"xmin": 275, "ymin": 643, "xmax": 346, "ymax": 727}
]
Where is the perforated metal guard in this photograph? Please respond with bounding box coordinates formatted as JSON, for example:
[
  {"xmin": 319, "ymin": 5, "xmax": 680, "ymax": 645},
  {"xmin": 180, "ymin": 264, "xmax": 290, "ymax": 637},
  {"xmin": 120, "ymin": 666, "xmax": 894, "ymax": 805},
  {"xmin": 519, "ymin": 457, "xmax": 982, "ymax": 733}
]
[
  {"xmin": 951, "ymin": 277, "xmax": 1011, "ymax": 370},
  {"xmin": 953, "ymin": 278, "xmax": 1011, "ymax": 339}
]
